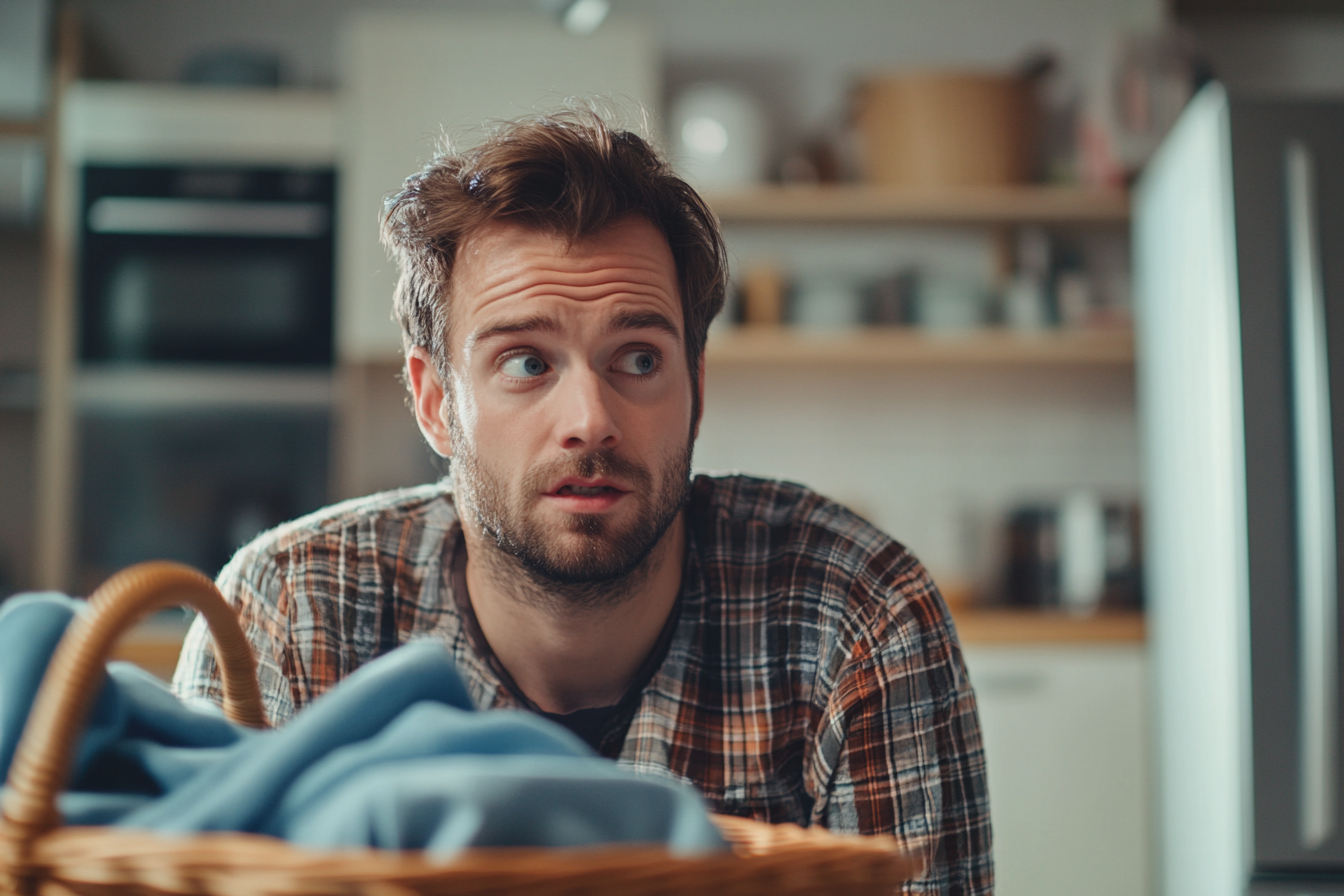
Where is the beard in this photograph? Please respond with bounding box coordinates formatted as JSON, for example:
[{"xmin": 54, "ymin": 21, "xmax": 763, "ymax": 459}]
[{"xmin": 451, "ymin": 423, "xmax": 694, "ymax": 609}]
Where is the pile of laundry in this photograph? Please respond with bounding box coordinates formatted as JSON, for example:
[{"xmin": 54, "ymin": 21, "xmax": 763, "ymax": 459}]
[{"xmin": 0, "ymin": 593, "xmax": 724, "ymax": 857}]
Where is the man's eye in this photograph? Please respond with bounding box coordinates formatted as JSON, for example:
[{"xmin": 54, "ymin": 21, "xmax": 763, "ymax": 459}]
[
  {"xmin": 615, "ymin": 350, "xmax": 658, "ymax": 376},
  {"xmin": 501, "ymin": 354, "xmax": 547, "ymax": 378}
]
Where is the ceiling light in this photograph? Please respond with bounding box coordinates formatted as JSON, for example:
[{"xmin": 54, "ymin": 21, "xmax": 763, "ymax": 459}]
[
  {"xmin": 536, "ymin": 0, "xmax": 610, "ymax": 34},
  {"xmin": 562, "ymin": 0, "xmax": 609, "ymax": 33}
]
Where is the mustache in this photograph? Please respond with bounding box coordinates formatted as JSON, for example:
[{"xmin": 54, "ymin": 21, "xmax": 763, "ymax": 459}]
[{"xmin": 521, "ymin": 449, "xmax": 652, "ymax": 495}]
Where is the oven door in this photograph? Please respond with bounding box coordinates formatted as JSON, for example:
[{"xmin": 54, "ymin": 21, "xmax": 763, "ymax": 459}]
[{"xmin": 76, "ymin": 404, "xmax": 330, "ymax": 591}]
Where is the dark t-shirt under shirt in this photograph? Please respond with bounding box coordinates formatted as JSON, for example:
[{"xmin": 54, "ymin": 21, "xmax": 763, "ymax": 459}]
[{"xmin": 449, "ymin": 538, "xmax": 679, "ymax": 754}]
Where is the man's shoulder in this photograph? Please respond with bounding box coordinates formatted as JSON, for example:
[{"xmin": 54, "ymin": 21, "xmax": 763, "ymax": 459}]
[
  {"xmin": 687, "ymin": 472, "xmax": 956, "ymax": 664},
  {"xmin": 689, "ymin": 473, "xmax": 905, "ymax": 562},
  {"xmin": 222, "ymin": 481, "xmax": 459, "ymax": 576}
]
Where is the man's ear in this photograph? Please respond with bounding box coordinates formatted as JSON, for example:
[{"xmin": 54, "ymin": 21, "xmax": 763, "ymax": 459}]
[
  {"xmin": 405, "ymin": 346, "xmax": 454, "ymax": 458},
  {"xmin": 692, "ymin": 354, "xmax": 706, "ymax": 441}
]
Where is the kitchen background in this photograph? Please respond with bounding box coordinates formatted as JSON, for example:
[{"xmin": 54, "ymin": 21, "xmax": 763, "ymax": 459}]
[{"xmin": 0, "ymin": 1, "xmax": 1341, "ymax": 894}]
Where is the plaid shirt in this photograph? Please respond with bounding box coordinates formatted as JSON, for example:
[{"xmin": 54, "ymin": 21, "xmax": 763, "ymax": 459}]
[{"xmin": 173, "ymin": 474, "xmax": 992, "ymax": 894}]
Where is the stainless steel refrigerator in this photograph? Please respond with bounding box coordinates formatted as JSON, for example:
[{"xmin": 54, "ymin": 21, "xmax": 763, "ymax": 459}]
[{"xmin": 1137, "ymin": 83, "xmax": 1344, "ymax": 895}]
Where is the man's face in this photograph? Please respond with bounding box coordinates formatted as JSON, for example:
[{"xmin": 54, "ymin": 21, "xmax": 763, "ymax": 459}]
[{"xmin": 436, "ymin": 215, "xmax": 700, "ymax": 592}]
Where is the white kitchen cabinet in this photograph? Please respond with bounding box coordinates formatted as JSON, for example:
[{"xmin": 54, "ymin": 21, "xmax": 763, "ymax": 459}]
[
  {"xmin": 962, "ymin": 643, "xmax": 1151, "ymax": 896},
  {"xmin": 338, "ymin": 12, "xmax": 659, "ymax": 363}
]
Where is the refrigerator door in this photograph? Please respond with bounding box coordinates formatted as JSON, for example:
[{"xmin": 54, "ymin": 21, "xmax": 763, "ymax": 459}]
[
  {"xmin": 1234, "ymin": 97, "xmax": 1344, "ymax": 873},
  {"xmin": 1137, "ymin": 82, "xmax": 1253, "ymax": 896}
]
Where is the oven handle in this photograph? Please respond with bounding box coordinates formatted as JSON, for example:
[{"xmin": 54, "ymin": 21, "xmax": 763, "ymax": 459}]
[{"xmin": 87, "ymin": 197, "xmax": 329, "ymax": 238}]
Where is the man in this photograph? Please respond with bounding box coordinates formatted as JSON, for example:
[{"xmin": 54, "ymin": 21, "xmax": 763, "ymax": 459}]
[{"xmin": 174, "ymin": 109, "xmax": 992, "ymax": 894}]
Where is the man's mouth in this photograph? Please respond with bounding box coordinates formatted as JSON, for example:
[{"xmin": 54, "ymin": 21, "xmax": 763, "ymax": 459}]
[
  {"xmin": 544, "ymin": 478, "xmax": 631, "ymax": 509},
  {"xmin": 555, "ymin": 484, "xmax": 621, "ymax": 497}
]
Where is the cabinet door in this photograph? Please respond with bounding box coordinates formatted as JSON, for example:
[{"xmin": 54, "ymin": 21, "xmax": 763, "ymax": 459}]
[{"xmin": 962, "ymin": 644, "xmax": 1151, "ymax": 896}]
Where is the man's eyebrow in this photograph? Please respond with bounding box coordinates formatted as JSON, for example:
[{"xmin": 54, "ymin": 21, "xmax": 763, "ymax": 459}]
[
  {"xmin": 468, "ymin": 314, "xmax": 563, "ymax": 347},
  {"xmin": 605, "ymin": 309, "xmax": 682, "ymax": 341}
]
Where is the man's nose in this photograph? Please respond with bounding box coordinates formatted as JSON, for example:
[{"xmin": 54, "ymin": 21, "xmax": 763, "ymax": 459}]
[{"xmin": 555, "ymin": 367, "xmax": 621, "ymax": 450}]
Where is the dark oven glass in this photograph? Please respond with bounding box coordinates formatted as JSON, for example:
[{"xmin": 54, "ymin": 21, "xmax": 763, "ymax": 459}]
[
  {"xmin": 79, "ymin": 165, "xmax": 335, "ymax": 365},
  {"xmin": 76, "ymin": 408, "xmax": 329, "ymax": 592}
]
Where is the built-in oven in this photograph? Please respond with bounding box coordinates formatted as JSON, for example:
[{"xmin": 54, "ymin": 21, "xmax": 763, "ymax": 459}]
[
  {"xmin": 73, "ymin": 160, "xmax": 337, "ymax": 589},
  {"xmin": 78, "ymin": 164, "xmax": 335, "ymax": 365}
]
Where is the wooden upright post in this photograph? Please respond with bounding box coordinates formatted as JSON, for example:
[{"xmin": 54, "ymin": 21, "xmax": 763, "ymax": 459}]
[{"xmin": 33, "ymin": 8, "xmax": 81, "ymax": 591}]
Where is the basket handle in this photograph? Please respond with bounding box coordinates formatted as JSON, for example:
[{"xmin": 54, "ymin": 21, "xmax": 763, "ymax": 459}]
[{"xmin": 1, "ymin": 561, "xmax": 268, "ymax": 848}]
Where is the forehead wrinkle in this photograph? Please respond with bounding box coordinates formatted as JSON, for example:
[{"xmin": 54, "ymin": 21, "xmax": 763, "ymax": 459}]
[
  {"xmin": 451, "ymin": 218, "xmax": 682, "ymax": 361},
  {"xmin": 470, "ymin": 260, "xmax": 677, "ymax": 299}
]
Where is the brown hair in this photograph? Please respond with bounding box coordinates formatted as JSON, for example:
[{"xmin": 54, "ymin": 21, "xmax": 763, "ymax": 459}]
[{"xmin": 380, "ymin": 108, "xmax": 727, "ymax": 384}]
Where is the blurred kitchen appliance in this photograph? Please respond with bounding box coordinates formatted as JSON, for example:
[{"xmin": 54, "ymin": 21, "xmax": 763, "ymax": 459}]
[
  {"xmin": 60, "ymin": 84, "xmax": 339, "ymax": 589},
  {"xmin": 1136, "ymin": 84, "xmax": 1344, "ymax": 894},
  {"xmin": 853, "ymin": 70, "xmax": 1033, "ymax": 187},
  {"xmin": 78, "ymin": 164, "xmax": 335, "ymax": 365},
  {"xmin": 1003, "ymin": 495, "xmax": 1142, "ymax": 612}
]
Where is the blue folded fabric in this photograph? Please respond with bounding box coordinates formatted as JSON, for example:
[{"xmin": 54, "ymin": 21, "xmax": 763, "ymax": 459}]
[
  {"xmin": 287, "ymin": 755, "xmax": 725, "ymax": 856},
  {"xmin": 0, "ymin": 592, "xmax": 726, "ymax": 857}
]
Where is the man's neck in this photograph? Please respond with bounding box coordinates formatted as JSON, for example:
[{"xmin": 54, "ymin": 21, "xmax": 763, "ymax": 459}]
[{"xmin": 460, "ymin": 512, "xmax": 686, "ymax": 715}]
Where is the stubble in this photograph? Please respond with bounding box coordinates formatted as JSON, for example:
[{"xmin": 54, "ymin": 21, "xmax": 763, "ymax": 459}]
[{"xmin": 450, "ymin": 416, "xmax": 693, "ymax": 612}]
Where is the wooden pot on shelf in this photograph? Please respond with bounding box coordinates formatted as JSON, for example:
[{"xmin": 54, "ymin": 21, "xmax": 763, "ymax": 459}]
[{"xmin": 853, "ymin": 70, "xmax": 1035, "ymax": 187}]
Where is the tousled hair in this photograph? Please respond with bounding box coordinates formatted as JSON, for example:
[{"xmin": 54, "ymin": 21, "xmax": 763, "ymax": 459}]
[{"xmin": 380, "ymin": 107, "xmax": 728, "ymax": 384}]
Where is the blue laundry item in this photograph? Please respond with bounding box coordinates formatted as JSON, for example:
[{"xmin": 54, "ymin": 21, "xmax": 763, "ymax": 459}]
[
  {"xmin": 0, "ymin": 595, "xmax": 245, "ymax": 795},
  {"xmin": 56, "ymin": 792, "xmax": 156, "ymax": 825},
  {"xmin": 264, "ymin": 701, "xmax": 592, "ymax": 837},
  {"xmin": 0, "ymin": 594, "xmax": 92, "ymax": 776},
  {"xmin": 119, "ymin": 639, "xmax": 476, "ymax": 832},
  {"xmin": 287, "ymin": 755, "xmax": 725, "ymax": 857},
  {"xmin": 0, "ymin": 593, "xmax": 726, "ymax": 856}
]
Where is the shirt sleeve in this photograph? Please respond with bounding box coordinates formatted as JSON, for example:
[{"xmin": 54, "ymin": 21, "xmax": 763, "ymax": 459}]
[
  {"xmin": 170, "ymin": 548, "xmax": 298, "ymax": 727},
  {"xmin": 815, "ymin": 581, "xmax": 994, "ymax": 895}
]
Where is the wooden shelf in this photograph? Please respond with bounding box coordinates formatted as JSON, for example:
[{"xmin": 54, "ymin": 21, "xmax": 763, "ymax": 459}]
[
  {"xmin": 112, "ymin": 617, "xmax": 192, "ymax": 680},
  {"xmin": 113, "ymin": 634, "xmax": 186, "ymax": 681},
  {"xmin": 0, "ymin": 118, "xmax": 45, "ymax": 139},
  {"xmin": 703, "ymin": 184, "xmax": 1130, "ymax": 226},
  {"xmin": 705, "ymin": 326, "xmax": 1133, "ymax": 367},
  {"xmin": 952, "ymin": 608, "xmax": 1145, "ymax": 645}
]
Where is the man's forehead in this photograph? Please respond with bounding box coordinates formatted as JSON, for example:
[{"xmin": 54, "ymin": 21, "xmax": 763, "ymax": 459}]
[{"xmin": 448, "ymin": 215, "xmax": 682, "ymax": 339}]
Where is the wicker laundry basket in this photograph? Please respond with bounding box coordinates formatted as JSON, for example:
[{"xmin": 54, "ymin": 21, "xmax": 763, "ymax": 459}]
[{"xmin": 0, "ymin": 562, "xmax": 918, "ymax": 896}]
